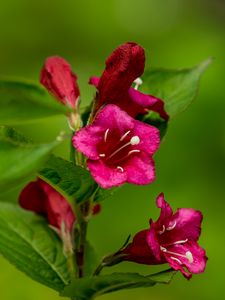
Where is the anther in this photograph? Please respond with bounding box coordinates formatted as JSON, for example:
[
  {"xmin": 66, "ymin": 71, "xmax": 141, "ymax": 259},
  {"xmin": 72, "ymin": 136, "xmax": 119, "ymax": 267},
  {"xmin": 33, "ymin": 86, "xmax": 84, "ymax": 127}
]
[
  {"xmin": 99, "ymin": 153, "xmax": 106, "ymax": 157},
  {"xmin": 134, "ymin": 77, "xmax": 143, "ymax": 90},
  {"xmin": 130, "ymin": 136, "xmax": 140, "ymax": 145},
  {"xmin": 104, "ymin": 129, "xmax": 109, "ymax": 142},
  {"xmin": 186, "ymin": 251, "xmax": 193, "ymax": 263}
]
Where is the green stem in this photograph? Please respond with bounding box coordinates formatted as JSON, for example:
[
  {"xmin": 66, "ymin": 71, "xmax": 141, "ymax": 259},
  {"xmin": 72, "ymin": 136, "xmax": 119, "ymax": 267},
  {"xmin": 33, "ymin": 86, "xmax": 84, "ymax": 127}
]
[{"xmin": 75, "ymin": 200, "xmax": 90, "ymax": 277}]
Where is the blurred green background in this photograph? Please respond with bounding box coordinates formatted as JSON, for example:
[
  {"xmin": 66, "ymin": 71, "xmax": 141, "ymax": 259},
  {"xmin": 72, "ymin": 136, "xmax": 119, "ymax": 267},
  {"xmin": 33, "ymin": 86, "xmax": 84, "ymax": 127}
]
[{"xmin": 0, "ymin": 0, "xmax": 225, "ymax": 299}]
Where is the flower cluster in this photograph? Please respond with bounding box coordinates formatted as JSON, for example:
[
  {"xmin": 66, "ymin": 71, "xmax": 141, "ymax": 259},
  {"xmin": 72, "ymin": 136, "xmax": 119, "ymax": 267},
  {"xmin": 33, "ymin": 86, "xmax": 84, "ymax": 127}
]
[{"xmin": 18, "ymin": 42, "xmax": 207, "ymax": 280}]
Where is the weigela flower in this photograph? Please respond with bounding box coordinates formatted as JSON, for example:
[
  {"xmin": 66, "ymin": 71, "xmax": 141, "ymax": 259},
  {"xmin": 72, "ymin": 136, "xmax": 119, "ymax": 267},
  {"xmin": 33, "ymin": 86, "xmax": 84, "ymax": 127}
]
[
  {"xmin": 73, "ymin": 104, "xmax": 160, "ymax": 188},
  {"xmin": 19, "ymin": 178, "xmax": 76, "ymax": 233},
  {"xmin": 122, "ymin": 193, "xmax": 207, "ymax": 279},
  {"xmin": 40, "ymin": 56, "xmax": 80, "ymax": 109},
  {"xmin": 89, "ymin": 42, "xmax": 168, "ymax": 120}
]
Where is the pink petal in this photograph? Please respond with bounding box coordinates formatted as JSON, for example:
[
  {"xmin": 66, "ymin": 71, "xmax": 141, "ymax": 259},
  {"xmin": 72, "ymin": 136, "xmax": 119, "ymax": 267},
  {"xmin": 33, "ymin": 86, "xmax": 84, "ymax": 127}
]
[
  {"xmin": 87, "ymin": 159, "xmax": 127, "ymax": 189},
  {"xmin": 126, "ymin": 153, "xmax": 156, "ymax": 185},
  {"xmin": 164, "ymin": 241, "xmax": 207, "ymax": 278},
  {"xmin": 73, "ymin": 125, "xmax": 105, "ymax": 160},
  {"xmin": 128, "ymin": 88, "xmax": 169, "ymax": 120},
  {"xmin": 132, "ymin": 119, "xmax": 160, "ymax": 155},
  {"xmin": 94, "ymin": 104, "xmax": 135, "ymax": 134},
  {"xmin": 155, "ymin": 193, "xmax": 173, "ymax": 227},
  {"xmin": 162, "ymin": 208, "xmax": 203, "ymax": 245},
  {"xmin": 40, "ymin": 56, "xmax": 80, "ymax": 108}
]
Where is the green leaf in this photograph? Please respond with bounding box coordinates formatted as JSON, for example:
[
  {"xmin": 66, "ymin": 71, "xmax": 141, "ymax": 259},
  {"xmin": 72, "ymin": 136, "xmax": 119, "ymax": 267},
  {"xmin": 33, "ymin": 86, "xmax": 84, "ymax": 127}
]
[
  {"xmin": 83, "ymin": 242, "xmax": 99, "ymax": 277},
  {"xmin": 93, "ymin": 187, "xmax": 118, "ymax": 203},
  {"xmin": 0, "ymin": 79, "xmax": 70, "ymax": 124},
  {"xmin": 39, "ymin": 155, "xmax": 97, "ymax": 205},
  {"xmin": 62, "ymin": 269, "xmax": 176, "ymax": 300},
  {"xmin": 138, "ymin": 112, "xmax": 168, "ymax": 139},
  {"xmin": 0, "ymin": 126, "xmax": 60, "ymax": 192},
  {"xmin": 141, "ymin": 58, "xmax": 212, "ymax": 118},
  {"xmin": 0, "ymin": 202, "xmax": 70, "ymax": 291}
]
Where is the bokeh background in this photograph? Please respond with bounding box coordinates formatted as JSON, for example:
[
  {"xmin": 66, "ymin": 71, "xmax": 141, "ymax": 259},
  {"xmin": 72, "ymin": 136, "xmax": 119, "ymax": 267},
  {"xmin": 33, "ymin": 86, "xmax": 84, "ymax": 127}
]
[{"xmin": 0, "ymin": 0, "xmax": 225, "ymax": 299}]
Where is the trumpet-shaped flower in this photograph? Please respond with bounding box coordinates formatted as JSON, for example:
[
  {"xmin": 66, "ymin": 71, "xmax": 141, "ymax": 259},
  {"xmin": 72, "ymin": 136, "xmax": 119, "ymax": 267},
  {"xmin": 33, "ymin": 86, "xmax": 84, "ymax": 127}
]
[
  {"xmin": 89, "ymin": 42, "xmax": 168, "ymax": 120},
  {"xmin": 122, "ymin": 193, "xmax": 207, "ymax": 279},
  {"xmin": 73, "ymin": 104, "xmax": 160, "ymax": 188}
]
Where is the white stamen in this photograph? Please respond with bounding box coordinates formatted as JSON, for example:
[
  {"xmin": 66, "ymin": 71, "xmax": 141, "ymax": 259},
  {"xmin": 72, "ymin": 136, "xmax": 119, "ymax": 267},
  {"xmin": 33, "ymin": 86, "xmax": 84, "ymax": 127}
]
[
  {"xmin": 117, "ymin": 166, "xmax": 124, "ymax": 172},
  {"xmin": 159, "ymin": 225, "xmax": 165, "ymax": 234},
  {"xmin": 104, "ymin": 129, "xmax": 110, "ymax": 142},
  {"xmin": 130, "ymin": 136, "xmax": 140, "ymax": 145},
  {"xmin": 99, "ymin": 153, "xmax": 106, "ymax": 157},
  {"xmin": 166, "ymin": 221, "xmax": 177, "ymax": 231},
  {"xmin": 163, "ymin": 239, "xmax": 188, "ymax": 247},
  {"xmin": 134, "ymin": 77, "xmax": 143, "ymax": 90},
  {"xmin": 173, "ymin": 239, "xmax": 188, "ymax": 245},
  {"xmin": 186, "ymin": 251, "xmax": 194, "ymax": 263},
  {"xmin": 170, "ymin": 257, "xmax": 182, "ymax": 265},
  {"xmin": 120, "ymin": 130, "xmax": 131, "ymax": 141},
  {"xmin": 108, "ymin": 142, "xmax": 131, "ymax": 159},
  {"xmin": 106, "ymin": 136, "xmax": 140, "ymax": 161},
  {"xmin": 160, "ymin": 246, "xmax": 193, "ymax": 264},
  {"xmin": 128, "ymin": 150, "xmax": 141, "ymax": 155}
]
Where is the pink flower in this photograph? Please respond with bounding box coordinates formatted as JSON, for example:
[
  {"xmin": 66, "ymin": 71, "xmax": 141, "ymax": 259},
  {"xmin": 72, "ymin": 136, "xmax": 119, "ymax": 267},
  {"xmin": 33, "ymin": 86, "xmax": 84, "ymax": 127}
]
[
  {"xmin": 89, "ymin": 42, "xmax": 168, "ymax": 120},
  {"xmin": 40, "ymin": 56, "xmax": 80, "ymax": 109},
  {"xmin": 19, "ymin": 178, "xmax": 76, "ymax": 233},
  {"xmin": 122, "ymin": 193, "xmax": 207, "ymax": 279},
  {"xmin": 73, "ymin": 104, "xmax": 160, "ymax": 188}
]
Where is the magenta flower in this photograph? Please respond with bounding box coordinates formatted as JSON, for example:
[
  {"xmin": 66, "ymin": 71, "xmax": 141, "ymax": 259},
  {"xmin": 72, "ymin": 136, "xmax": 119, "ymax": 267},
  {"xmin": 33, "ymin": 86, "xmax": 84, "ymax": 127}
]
[
  {"xmin": 73, "ymin": 104, "xmax": 160, "ymax": 188},
  {"xmin": 19, "ymin": 178, "xmax": 76, "ymax": 233},
  {"xmin": 89, "ymin": 42, "xmax": 168, "ymax": 120},
  {"xmin": 122, "ymin": 193, "xmax": 207, "ymax": 279},
  {"xmin": 40, "ymin": 56, "xmax": 80, "ymax": 109}
]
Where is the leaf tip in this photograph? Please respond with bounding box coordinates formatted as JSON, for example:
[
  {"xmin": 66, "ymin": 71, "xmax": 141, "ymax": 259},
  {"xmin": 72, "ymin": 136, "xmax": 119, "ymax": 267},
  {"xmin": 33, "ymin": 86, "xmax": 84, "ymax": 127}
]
[{"xmin": 196, "ymin": 57, "xmax": 213, "ymax": 73}]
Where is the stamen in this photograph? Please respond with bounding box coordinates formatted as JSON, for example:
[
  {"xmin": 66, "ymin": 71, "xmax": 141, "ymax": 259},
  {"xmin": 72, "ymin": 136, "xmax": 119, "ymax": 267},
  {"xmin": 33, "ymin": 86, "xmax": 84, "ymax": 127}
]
[
  {"xmin": 128, "ymin": 150, "xmax": 141, "ymax": 155},
  {"xmin": 163, "ymin": 239, "xmax": 188, "ymax": 247},
  {"xmin": 166, "ymin": 221, "xmax": 177, "ymax": 231},
  {"xmin": 104, "ymin": 129, "xmax": 110, "ymax": 142},
  {"xmin": 173, "ymin": 239, "xmax": 188, "ymax": 245},
  {"xmin": 117, "ymin": 166, "xmax": 124, "ymax": 172},
  {"xmin": 120, "ymin": 130, "xmax": 131, "ymax": 141},
  {"xmin": 130, "ymin": 136, "xmax": 140, "ymax": 145},
  {"xmin": 106, "ymin": 136, "xmax": 141, "ymax": 162},
  {"xmin": 160, "ymin": 246, "xmax": 193, "ymax": 264},
  {"xmin": 170, "ymin": 257, "xmax": 182, "ymax": 265},
  {"xmin": 99, "ymin": 153, "xmax": 106, "ymax": 157},
  {"xmin": 134, "ymin": 77, "xmax": 143, "ymax": 90},
  {"xmin": 159, "ymin": 225, "xmax": 165, "ymax": 234},
  {"xmin": 108, "ymin": 142, "xmax": 131, "ymax": 159}
]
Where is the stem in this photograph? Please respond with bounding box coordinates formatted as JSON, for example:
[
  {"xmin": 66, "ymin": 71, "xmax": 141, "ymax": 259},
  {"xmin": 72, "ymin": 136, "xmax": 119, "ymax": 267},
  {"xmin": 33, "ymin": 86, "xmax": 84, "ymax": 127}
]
[{"xmin": 75, "ymin": 200, "xmax": 90, "ymax": 277}]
